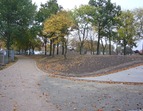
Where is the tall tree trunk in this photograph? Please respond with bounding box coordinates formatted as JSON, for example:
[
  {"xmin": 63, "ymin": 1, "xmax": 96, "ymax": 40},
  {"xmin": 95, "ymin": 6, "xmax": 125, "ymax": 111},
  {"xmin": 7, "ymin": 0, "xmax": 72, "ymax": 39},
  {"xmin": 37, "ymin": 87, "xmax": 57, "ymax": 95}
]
[
  {"xmin": 44, "ymin": 43, "xmax": 47, "ymax": 55},
  {"xmin": 109, "ymin": 36, "xmax": 112, "ymax": 55},
  {"xmin": 101, "ymin": 38, "xmax": 106, "ymax": 55},
  {"xmin": 123, "ymin": 39, "xmax": 127, "ymax": 55},
  {"xmin": 52, "ymin": 43, "xmax": 55, "ymax": 57},
  {"xmin": 7, "ymin": 19, "xmax": 11, "ymax": 57},
  {"xmin": 97, "ymin": 28, "xmax": 101, "ymax": 55},
  {"xmin": 6, "ymin": 31, "xmax": 11, "ymax": 57},
  {"xmin": 90, "ymin": 35, "xmax": 94, "ymax": 55},
  {"xmin": 62, "ymin": 42, "xmax": 64, "ymax": 55},
  {"xmin": 44, "ymin": 38, "xmax": 47, "ymax": 55},
  {"xmin": 78, "ymin": 28, "xmax": 86, "ymax": 55},
  {"xmin": 49, "ymin": 39, "xmax": 53, "ymax": 56},
  {"xmin": 64, "ymin": 41, "xmax": 67, "ymax": 59},
  {"xmin": 79, "ymin": 43, "xmax": 82, "ymax": 55},
  {"xmin": 57, "ymin": 43, "xmax": 59, "ymax": 55}
]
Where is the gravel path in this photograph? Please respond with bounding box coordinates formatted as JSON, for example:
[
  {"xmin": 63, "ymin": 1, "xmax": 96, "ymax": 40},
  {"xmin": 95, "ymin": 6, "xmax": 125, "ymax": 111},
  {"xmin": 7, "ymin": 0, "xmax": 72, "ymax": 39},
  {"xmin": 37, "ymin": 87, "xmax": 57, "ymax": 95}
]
[
  {"xmin": 0, "ymin": 55, "xmax": 143, "ymax": 111},
  {"xmin": 0, "ymin": 56, "xmax": 58, "ymax": 111}
]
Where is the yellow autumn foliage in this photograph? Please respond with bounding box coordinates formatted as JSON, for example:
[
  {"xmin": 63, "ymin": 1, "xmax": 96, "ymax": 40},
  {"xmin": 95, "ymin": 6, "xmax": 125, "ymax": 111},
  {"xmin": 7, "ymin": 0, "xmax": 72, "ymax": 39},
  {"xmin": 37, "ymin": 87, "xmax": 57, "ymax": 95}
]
[{"xmin": 43, "ymin": 11, "xmax": 74, "ymax": 39}]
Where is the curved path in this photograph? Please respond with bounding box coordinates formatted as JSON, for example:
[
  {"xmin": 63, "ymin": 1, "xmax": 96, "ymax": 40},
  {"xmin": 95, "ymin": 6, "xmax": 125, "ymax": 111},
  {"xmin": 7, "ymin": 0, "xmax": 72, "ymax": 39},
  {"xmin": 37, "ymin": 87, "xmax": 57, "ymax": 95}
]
[
  {"xmin": 78, "ymin": 65, "xmax": 143, "ymax": 83},
  {"xmin": 0, "ymin": 56, "xmax": 58, "ymax": 111},
  {"xmin": 0, "ymin": 55, "xmax": 143, "ymax": 111}
]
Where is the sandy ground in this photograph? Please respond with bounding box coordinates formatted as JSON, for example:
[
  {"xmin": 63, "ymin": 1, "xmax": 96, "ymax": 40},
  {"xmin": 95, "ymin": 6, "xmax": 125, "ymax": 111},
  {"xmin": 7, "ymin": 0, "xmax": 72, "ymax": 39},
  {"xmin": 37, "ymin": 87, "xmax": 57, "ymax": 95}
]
[{"xmin": 0, "ymin": 55, "xmax": 143, "ymax": 111}]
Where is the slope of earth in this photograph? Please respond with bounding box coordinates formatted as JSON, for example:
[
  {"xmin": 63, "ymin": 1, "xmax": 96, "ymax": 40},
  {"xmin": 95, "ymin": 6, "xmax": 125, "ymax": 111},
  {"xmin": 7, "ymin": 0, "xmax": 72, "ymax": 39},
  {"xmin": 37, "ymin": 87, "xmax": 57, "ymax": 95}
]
[{"xmin": 37, "ymin": 54, "xmax": 143, "ymax": 77}]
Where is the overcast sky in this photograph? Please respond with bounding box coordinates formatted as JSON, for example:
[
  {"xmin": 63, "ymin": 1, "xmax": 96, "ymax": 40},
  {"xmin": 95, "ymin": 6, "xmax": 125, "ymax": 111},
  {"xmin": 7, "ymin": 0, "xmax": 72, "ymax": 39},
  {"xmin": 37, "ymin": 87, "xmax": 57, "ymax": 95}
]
[{"xmin": 32, "ymin": 0, "xmax": 143, "ymax": 10}]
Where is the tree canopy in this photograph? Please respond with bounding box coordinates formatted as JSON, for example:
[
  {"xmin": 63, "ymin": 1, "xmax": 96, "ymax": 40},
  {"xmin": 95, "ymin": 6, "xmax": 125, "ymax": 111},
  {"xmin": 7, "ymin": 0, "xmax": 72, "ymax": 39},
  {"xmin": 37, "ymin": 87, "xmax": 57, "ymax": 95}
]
[
  {"xmin": 43, "ymin": 11, "xmax": 74, "ymax": 58},
  {"xmin": 117, "ymin": 10, "xmax": 136, "ymax": 55},
  {"xmin": 89, "ymin": 0, "xmax": 121, "ymax": 55},
  {"xmin": 0, "ymin": 0, "xmax": 142, "ymax": 56},
  {"xmin": 72, "ymin": 5, "xmax": 96, "ymax": 54},
  {"xmin": 35, "ymin": 0, "xmax": 62, "ymax": 55},
  {"xmin": 0, "ymin": 0, "xmax": 36, "ymax": 52}
]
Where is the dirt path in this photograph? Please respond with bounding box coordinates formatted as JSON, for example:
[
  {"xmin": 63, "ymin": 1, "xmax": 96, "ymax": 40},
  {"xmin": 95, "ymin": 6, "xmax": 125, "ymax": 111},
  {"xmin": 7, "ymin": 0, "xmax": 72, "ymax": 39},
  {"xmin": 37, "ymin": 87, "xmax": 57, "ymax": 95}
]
[
  {"xmin": 0, "ymin": 56, "xmax": 58, "ymax": 111},
  {"xmin": 0, "ymin": 55, "xmax": 143, "ymax": 111}
]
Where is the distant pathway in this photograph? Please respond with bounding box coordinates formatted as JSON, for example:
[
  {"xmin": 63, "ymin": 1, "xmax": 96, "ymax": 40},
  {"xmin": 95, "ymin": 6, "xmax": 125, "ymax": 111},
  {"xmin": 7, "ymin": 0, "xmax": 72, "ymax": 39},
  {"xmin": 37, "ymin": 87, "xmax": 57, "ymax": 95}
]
[{"xmin": 0, "ymin": 55, "xmax": 58, "ymax": 111}]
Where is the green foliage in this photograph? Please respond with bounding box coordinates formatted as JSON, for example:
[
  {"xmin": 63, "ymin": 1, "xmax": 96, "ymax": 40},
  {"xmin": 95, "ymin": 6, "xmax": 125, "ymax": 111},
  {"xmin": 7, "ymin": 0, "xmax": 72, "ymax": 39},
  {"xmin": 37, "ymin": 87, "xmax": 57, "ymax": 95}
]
[
  {"xmin": 133, "ymin": 8, "xmax": 143, "ymax": 39},
  {"xmin": 72, "ymin": 5, "xmax": 96, "ymax": 54},
  {"xmin": 101, "ymin": 0, "xmax": 121, "ymax": 55},
  {"xmin": 89, "ymin": 0, "xmax": 121, "ymax": 55},
  {"xmin": 117, "ymin": 10, "xmax": 136, "ymax": 55},
  {"xmin": 0, "ymin": 0, "xmax": 140, "ymax": 57},
  {"xmin": 36, "ymin": 0, "xmax": 62, "ymax": 23},
  {"xmin": 35, "ymin": 0, "xmax": 62, "ymax": 55},
  {"xmin": 0, "ymin": 0, "xmax": 37, "ymax": 51}
]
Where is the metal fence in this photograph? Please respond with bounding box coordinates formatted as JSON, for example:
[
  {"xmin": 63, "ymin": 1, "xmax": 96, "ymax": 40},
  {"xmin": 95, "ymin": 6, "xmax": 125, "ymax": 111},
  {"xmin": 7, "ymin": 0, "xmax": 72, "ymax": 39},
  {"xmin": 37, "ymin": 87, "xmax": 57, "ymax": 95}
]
[{"xmin": 0, "ymin": 50, "xmax": 15, "ymax": 65}]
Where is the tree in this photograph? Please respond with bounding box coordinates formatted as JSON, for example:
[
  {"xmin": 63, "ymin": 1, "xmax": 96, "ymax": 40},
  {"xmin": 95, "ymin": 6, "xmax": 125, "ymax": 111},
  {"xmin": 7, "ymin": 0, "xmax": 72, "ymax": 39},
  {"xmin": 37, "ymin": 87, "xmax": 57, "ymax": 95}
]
[
  {"xmin": 73, "ymin": 5, "xmax": 96, "ymax": 54},
  {"xmin": 117, "ymin": 10, "xmax": 136, "ymax": 55},
  {"xmin": 89, "ymin": 0, "xmax": 107, "ymax": 55},
  {"xmin": 88, "ymin": 27, "xmax": 97, "ymax": 55},
  {"xmin": 35, "ymin": 0, "xmax": 62, "ymax": 55},
  {"xmin": 43, "ymin": 11, "xmax": 74, "ymax": 58},
  {"xmin": 100, "ymin": 36, "xmax": 108, "ymax": 55},
  {"xmin": 0, "ymin": 0, "xmax": 36, "ymax": 54},
  {"xmin": 102, "ymin": 0, "xmax": 121, "ymax": 55},
  {"xmin": 89, "ymin": 0, "xmax": 121, "ymax": 55},
  {"xmin": 130, "ymin": 8, "xmax": 143, "ymax": 54},
  {"xmin": 26, "ymin": 27, "xmax": 42, "ymax": 54},
  {"xmin": 133, "ymin": 8, "xmax": 143, "ymax": 39}
]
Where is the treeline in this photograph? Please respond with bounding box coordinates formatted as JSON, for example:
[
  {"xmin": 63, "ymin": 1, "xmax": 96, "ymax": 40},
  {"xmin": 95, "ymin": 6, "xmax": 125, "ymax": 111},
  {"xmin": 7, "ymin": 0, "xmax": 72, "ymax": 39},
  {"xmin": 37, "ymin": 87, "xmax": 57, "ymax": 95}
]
[{"xmin": 0, "ymin": 0, "xmax": 143, "ymax": 58}]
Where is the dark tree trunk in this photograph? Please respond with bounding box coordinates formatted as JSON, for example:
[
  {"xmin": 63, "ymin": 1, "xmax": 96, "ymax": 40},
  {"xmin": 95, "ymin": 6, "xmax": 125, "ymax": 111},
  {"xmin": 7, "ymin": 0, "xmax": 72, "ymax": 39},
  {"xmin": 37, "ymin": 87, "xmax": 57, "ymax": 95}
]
[
  {"xmin": 49, "ymin": 39, "xmax": 53, "ymax": 56},
  {"xmin": 44, "ymin": 44, "xmax": 47, "ymax": 55},
  {"xmin": 123, "ymin": 39, "xmax": 127, "ymax": 55},
  {"xmin": 6, "ymin": 32, "xmax": 11, "ymax": 57},
  {"xmin": 6, "ymin": 19, "xmax": 11, "ymax": 57},
  {"xmin": 102, "ymin": 47, "xmax": 105, "ymax": 55},
  {"xmin": 79, "ymin": 42, "xmax": 84, "ymax": 55},
  {"xmin": 64, "ymin": 42, "xmax": 67, "ymax": 59},
  {"xmin": 109, "ymin": 36, "xmax": 112, "ymax": 55},
  {"xmin": 91, "ymin": 40, "xmax": 94, "ymax": 55},
  {"xmin": 44, "ymin": 38, "xmax": 47, "ymax": 55},
  {"xmin": 97, "ymin": 30, "xmax": 101, "ymax": 55},
  {"xmin": 52, "ymin": 43, "xmax": 55, "ymax": 57},
  {"xmin": 57, "ymin": 43, "xmax": 59, "ymax": 55},
  {"xmin": 62, "ymin": 42, "xmax": 64, "ymax": 55}
]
